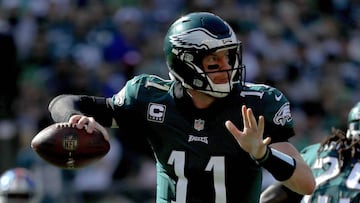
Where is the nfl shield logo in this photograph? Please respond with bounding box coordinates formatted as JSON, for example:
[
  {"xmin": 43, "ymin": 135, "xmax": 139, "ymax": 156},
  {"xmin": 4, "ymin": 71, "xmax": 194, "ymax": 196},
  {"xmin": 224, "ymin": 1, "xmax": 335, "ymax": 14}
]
[
  {"xmin": 63, "ymin": 134, "xmax": 78, "ymax": 151},
  {"xmin": 194, "ymin": 119, "xmax": 205, "ymax": 131}
]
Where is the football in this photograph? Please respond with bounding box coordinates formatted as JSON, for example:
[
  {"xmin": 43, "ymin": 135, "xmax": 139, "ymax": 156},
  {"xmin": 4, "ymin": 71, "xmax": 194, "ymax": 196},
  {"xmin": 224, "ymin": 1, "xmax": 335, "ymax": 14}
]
[{"xmin": 31, "ymin": 123, "xmax": 110, "ymax": 169}]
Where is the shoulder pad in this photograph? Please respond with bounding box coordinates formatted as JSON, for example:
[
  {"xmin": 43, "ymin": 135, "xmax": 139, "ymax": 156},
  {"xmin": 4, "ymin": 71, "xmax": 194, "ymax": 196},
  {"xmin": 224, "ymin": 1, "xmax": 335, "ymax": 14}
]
[
  {"xmin": 144, "ymin": 75, "xmax": 173, "ymax": 91},
  {"xmin": 128, "ymin": 74, "xmax": 172, "ymax": 91},
  {"xmin": 241, "ymin": 83, "xmax": 288, "ymax": 103}
]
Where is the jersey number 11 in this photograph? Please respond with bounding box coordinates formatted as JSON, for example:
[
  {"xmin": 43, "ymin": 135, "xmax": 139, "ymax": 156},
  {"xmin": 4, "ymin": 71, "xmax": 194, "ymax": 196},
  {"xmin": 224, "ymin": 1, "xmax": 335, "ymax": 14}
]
[{"xmin": 168, "ymin": 150, "xmax": 226, "ymax": 203}]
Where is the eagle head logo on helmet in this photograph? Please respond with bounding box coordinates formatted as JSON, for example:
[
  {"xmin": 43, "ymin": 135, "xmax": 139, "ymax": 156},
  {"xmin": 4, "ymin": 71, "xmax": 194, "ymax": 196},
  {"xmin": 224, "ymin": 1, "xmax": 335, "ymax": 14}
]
[{"xmin": 164, "ymin": 12, "xmax": 245, "ymax": 98}]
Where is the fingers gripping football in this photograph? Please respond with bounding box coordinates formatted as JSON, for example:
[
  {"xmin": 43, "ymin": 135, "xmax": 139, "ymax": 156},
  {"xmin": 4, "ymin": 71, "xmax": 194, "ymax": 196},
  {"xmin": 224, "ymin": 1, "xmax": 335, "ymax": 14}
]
[
  {"xmin": 225, "ymin": 105, "xmax": 271, "ymax": 159},
  {"xmin": 69, "ymin": 115, "xmax": 110, "ymax": 141}
]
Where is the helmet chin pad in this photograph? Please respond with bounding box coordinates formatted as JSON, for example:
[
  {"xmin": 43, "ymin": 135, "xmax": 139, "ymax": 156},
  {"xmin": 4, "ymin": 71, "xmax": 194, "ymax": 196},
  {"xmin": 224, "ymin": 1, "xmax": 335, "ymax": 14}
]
[{"xmin": 199, "ymin": 68, "xmax": 239, "ymax": 98}]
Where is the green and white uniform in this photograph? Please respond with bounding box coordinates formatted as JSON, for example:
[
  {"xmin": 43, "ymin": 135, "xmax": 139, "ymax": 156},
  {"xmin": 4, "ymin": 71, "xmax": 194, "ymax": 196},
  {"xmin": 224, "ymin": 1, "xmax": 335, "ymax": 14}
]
[
  {"xmin": 49, "ymin": 74, "xmax": 295, "ymax": 203},
  {"xmin": 301, "ymin": 143, "xmax": 360, "ymax": 203}
]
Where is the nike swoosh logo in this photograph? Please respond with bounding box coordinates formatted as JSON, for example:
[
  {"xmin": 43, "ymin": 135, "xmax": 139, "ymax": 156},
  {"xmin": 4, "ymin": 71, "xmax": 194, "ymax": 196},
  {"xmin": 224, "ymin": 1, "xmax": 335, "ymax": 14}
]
[{"xmin": 275, "ymin": 93, "xmax": 283, "ymax": 101}]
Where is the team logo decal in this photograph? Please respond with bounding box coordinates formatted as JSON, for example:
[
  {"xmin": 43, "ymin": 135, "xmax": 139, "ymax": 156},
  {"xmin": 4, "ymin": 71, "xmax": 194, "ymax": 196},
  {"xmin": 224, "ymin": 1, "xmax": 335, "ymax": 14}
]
[
  {"xmin": 273, "ymin": 102, "xmax": 292, "ymax": 126},
  {"xmin": 147, "ymin": 103, "xmax": 166, "ymax": 123},
  {"xmin": 194, "ymin": 119, "xmax": 205, "ymax": 131},
  {"xmin": 170, "ymin": 28, "xmax": 233, "ymax": 50},
  {"xmin": 63, "ymin": 134, "xmax": 78, "ymax": 151}
]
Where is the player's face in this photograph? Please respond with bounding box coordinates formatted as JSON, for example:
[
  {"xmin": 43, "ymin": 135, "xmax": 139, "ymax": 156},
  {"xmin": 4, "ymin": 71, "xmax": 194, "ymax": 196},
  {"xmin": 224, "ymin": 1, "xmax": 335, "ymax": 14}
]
[{"xmin": 202, "ymin": 50, "xmax": 232, "ymax": 84}]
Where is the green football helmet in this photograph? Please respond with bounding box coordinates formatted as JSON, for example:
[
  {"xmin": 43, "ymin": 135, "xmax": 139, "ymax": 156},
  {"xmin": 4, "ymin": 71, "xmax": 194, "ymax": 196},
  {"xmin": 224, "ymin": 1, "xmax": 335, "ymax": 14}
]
[
  {"xmin": 346, "ymin": 102, "xmax": 360, "ymax": 141},
  {"xmin": 163, "ymin": 12, "xmax": 244, "ymax": 98}
]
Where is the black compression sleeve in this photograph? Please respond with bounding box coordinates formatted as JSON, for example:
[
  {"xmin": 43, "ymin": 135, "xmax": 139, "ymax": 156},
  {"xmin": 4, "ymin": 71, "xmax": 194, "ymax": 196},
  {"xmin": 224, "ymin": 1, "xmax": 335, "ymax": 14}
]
[
  {"xmin": 76, "ymin": 96, "xmax": 114, "ymax": 127},
  {"xmin": 48, "ymin": 94, "xmax": 114, "ymax": 127}
]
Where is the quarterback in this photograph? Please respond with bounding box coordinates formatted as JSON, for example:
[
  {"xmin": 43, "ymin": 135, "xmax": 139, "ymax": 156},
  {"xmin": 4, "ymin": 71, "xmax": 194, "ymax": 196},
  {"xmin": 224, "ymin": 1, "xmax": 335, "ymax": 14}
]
[{"xmin": 48, "ymin": 12, "xmax": 315, "ymax": 202}]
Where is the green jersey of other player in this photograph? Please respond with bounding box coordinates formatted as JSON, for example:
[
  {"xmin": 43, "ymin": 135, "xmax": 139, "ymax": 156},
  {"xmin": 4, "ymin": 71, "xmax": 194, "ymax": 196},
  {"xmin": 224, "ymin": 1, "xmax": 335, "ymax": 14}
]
[
  {"xmin": 301, "ymin": 136, "xmax": 360, "ymax": 203},
  {"xmin": 111, "ymin": 74, "xmax": 294, "ymax": 203}
]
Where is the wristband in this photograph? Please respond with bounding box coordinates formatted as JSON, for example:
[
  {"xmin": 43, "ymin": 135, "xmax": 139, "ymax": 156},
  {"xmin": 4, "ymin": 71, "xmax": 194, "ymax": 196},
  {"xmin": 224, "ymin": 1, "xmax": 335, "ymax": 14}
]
[
  {"xmin": 253, "ymin": 147, "xmax": 271, "ymax": 165},
  {"xmin": 253, "ymin": 147, "xmax": 296, "ymax": 181}
]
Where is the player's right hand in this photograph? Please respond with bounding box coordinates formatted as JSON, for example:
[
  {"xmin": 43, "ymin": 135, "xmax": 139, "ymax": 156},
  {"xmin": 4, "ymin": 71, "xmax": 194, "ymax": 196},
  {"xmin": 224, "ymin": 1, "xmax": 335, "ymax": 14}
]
[{"xmin": 69, "ymin": 115, "xmax": 110, "ymax": 141}]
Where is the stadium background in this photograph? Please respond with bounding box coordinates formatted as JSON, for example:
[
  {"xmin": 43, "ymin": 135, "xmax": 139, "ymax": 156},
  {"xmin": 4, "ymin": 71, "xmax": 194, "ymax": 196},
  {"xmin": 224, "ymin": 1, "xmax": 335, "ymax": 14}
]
[{"xmin": 0, "ymin": 0, "xmax": 359, "ymax": 202}]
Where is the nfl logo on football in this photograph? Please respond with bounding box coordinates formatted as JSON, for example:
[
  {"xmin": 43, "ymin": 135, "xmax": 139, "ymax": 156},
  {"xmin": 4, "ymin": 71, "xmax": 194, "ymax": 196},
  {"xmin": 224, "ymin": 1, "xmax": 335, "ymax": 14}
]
[
  {"xmin": 194, "ymin": 119, "xmax": 205, "ymax": 131},
  {"xmin": 63, "ymin": 134, "xmax": 78, "ymax": 151}
]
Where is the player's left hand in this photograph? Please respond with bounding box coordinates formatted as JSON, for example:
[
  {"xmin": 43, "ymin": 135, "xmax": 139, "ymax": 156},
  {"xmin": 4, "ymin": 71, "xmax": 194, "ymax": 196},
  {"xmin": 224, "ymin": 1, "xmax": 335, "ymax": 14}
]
[{"xmin": 225, "ymin": 105, "xmax": 271, "ymax": 159}]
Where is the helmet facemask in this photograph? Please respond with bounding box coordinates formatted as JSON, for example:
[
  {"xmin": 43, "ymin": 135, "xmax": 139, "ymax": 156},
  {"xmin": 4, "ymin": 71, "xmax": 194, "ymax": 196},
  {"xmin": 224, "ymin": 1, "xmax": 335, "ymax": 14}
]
[
  {"xmin": 346, "ymin": 102, "xmax": 360, "ymax": 143},
  {"xmin": 346, "ymin": 121, "xmax": 360, "ymax": 142},
  {"xmin": 184, "ymin": 45, "xmax": 242, "ymax": 98}
]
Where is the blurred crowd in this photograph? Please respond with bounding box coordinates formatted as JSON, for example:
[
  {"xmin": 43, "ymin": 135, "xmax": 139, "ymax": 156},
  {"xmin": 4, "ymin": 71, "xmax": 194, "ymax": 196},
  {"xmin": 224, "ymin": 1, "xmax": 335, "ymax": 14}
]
[{"xmin": 0, "ymin": 0, "xmax": 360, "ymax": 202}]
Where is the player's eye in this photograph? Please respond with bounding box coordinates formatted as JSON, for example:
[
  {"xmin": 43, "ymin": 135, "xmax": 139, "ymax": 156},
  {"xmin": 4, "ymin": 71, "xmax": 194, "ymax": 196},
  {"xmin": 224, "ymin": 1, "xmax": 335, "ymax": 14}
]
[{"xmin": 207, "ymin": 55, "xmax": 217, "ymax": 63}]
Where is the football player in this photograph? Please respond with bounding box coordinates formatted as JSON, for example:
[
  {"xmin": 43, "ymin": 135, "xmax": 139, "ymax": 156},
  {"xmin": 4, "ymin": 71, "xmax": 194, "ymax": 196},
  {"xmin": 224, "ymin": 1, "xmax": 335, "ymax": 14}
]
[
  {"xmin": 261, "ymin": 102, "xmax": 360, "ymax": 203},
  {"xmin": 48, "ymin": 12, "xmax": 315, "ymax": 202}
]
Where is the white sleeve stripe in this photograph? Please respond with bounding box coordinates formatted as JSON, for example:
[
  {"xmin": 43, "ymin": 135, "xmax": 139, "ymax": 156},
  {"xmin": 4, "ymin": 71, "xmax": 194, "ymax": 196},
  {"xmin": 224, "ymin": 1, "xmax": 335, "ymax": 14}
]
[{"xmin": 271, "ymin": 148, "xmax": 295, "ymax": 166}]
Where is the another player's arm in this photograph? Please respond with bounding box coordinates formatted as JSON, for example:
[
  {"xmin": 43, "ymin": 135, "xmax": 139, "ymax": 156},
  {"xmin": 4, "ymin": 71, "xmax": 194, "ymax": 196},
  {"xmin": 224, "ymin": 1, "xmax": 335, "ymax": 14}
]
[
  {"xmin": 260, "ymin": 182, "xmax": 303, "ymax": 203},
  {"xmin": 225, "ymin": 105, "xmax": 315, "ymax": 195}
]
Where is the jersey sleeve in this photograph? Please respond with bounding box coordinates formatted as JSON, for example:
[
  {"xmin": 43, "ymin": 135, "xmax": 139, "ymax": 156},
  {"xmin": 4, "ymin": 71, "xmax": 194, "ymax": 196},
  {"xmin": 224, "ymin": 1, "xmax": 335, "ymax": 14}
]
[
  {"xmin": 110, "ymin": 74, "xmax": 171, "ymax": 135},
  {"xmin": 109, "ymin": 74, "xmax": 170, "ymax": 157},
  {"xmin": 111, "ymin": 74, "xmax": 173, "ymax": 113},
  {"xmin": 110, "ymin": 75, "xmax": 145, "ymax": 125},
  {"xmin": 113, "ymin": 74, "xmax": 164, "ymax": 107}
]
